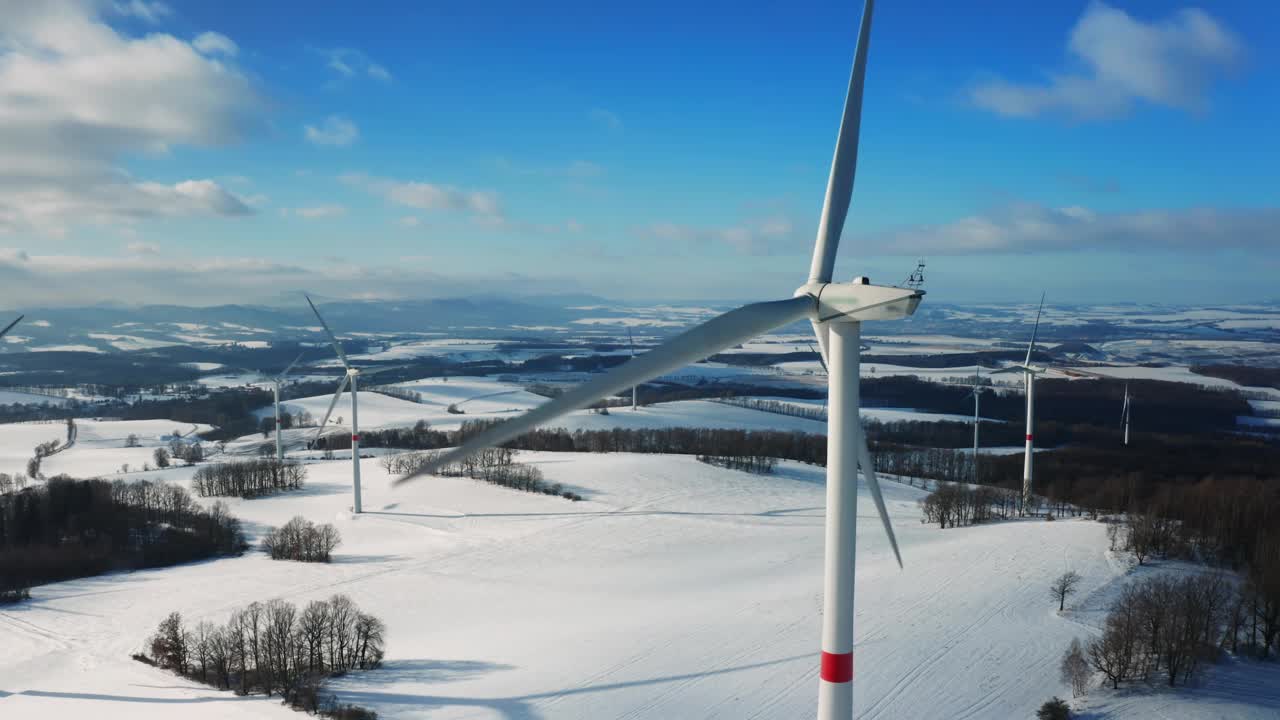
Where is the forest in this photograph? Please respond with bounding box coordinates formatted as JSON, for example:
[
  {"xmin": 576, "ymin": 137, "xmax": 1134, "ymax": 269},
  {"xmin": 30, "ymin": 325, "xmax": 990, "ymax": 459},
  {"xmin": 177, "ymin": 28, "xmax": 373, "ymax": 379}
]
[{"xmin": 0, "ymin": 477, "xmax": 246, "ymax": 598}]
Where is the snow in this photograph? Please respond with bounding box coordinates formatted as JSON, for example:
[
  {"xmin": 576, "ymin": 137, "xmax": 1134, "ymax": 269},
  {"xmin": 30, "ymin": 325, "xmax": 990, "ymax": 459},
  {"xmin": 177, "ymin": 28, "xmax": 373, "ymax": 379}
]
[
  {"xmin": 28, "ymin": 344, "xmax": 105, "ymax": 353},
  {"xmin": 87, "ymin": 333, "xmax": 181, "ymax": 351},
  {"xmin": 2, "ymin": 442, "xmax": 1276, "ymax": 718},
  {"xmin": 274, "ymin": 385, "xmax": 829, "ymax": 435},
  {"xmin": 1084, "ymin": 365, "xmax": 1280, "ymax": 399},
  {"xmin": 0, "ymin": 390, "xmax": 70, "ymax": 407}
]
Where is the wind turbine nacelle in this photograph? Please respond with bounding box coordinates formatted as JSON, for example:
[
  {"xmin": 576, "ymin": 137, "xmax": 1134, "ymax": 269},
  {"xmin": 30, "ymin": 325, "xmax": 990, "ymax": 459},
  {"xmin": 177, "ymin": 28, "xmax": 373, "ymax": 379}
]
[{"xmin": 795, "ymin": 280, "xmax": 924, "ymax": 323}]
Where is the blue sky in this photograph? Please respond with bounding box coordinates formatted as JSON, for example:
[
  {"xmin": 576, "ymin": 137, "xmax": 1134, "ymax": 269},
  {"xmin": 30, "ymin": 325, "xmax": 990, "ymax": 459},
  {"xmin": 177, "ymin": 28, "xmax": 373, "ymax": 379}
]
[{"xmin": 0, "ymin": 0, "xmax": 1276, "ymax": 306}]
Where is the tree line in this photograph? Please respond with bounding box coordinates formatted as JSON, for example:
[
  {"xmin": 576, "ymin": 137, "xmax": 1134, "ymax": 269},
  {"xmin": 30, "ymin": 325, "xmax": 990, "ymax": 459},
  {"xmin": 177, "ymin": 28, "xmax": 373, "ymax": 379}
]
[
  {"xmin": 0, "ymin": 476, "xmax": 246, "ymax": 597},
  {"xmin": 919, "ymin": 484, "xmax": 1023, "ymax": 528},
  {"xmin": 696, "ymin": 454, "xmax": 778, "ymax": 475},
  {"xmin": 381, "ymin": 446, "xmax": 583, "ymax": 501},
  {"xmin": 1083, "ymin": 572, "xmax": 1238, "ymax": 689},
  {"xmin": 1104, "ymin": 512, "xmax": 1280, "ymax": 661},
  {"xmin": 192, "ymin": 459, "xmax": 307, "ymax": 498},
  {"xmin": 141, "ymin": 594, "xmax": 382, "ymax": 718}
]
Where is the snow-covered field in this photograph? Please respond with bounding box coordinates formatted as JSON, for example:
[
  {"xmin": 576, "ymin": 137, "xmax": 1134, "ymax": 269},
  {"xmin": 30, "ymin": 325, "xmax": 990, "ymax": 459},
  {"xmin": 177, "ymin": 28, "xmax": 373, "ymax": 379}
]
[
  {"xmin": 0, "ymin": 389, "xmax": 70, "ymax": 406},
  {"xmin": 5, "ymin": 450, "xmax": 1275, "ymax": 719}
]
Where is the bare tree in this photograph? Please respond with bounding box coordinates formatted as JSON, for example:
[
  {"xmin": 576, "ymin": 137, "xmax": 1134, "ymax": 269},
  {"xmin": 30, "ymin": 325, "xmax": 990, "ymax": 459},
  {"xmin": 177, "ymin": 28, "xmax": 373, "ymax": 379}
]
[
  {"xmin": 1051, "ymin": 570, "xmax": 1083, "ymax": 612},
  {"xmin": 1059, "ymin": 638, "xmax": 1090, "ymax": 697}
]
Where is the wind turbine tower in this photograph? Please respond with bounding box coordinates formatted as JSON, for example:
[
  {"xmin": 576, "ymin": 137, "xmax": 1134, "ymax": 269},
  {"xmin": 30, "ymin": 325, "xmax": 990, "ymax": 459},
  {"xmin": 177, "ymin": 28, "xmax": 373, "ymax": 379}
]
[
  {"xmin": 305, "ymin": 296, "xmax": 405, "ymax": 514},
  {"xmin": 1122, "ymin": 383, "xmax": 1131, "ymax": 447},
  {"xmin": 262, "ymin": 350, "xmax": 307, "ymax": 463}
]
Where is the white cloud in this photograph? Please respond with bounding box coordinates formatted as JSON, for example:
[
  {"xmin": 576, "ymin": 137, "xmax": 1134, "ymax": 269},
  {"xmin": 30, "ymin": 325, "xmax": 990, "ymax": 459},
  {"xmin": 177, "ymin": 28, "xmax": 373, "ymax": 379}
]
[
  {"xmin": 864, "ymin": 203, "xmax": 1279, "ymax": 255},
  {"xmin": 291, "ymin": 205, "xmax": 347, "ymax": 219},
  {"xmin": 342, "ymin": 173, "xmax": 502, "ymax": 219},
  {"xmin": 398, "ymin": 216, "xmax": 422, "ymax": 228},
  {"xmin": 495, "ymin": 156, "xmax": 605, "ymax": 179},
  {"xmin": 193, "ymin": 31, "xmax": 238, "ymax": 57},
  {"xmin": 125, "ymin": 241, "xmax": 159, "ymax": 255},
  {"xmin": 637, "ymin": 216, "xmax": 799, "ymax": 254},
  {"xmin": 112, "ymin": 0, "xmax": 170, "ymax": 23},
  {"xmin": 0, "ymin": 0, "xmax": 259, "ymax": 234},
  {"xmin": 589, "ymin": 107, "xmax": 622, "ymax": 130},
  {"xmin": 304, "ymin": 116, "xmax": 359, "ymax": 147},
  {"xmin": 323, "ymin": 48, "xmax": 392, "ymax": 82},
  {"xmin": 970, "ymin": 2, "xmax": 1241, "ymax": 119},
  {"xmin": 0, "ymin": 248, "xmax": 576, "ymax": 306}
]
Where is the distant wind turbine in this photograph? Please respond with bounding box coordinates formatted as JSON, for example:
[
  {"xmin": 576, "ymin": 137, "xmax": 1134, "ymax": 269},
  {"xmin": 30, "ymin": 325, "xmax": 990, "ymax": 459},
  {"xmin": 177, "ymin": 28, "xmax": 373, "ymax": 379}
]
[
  {"xmin": 627, "ymin": 328, "xmax": 638, "ymax": 410},
  {"xmin": 971, "ymin": 364, "xmax": 983, "ymax": 483},
  {"xmin": 994, "ymin": 293, "xmax": 1046, "ymax": 512},
  {"xmin": 1122, "ymin": 382, "xmax": 1132, "ymax": 447},
  {"xmin": 258, "ymin": 350, "xmax": 307, "ymax": 464},
  {"xmin": 394, "ymin": 3, "xmax": 924, "ymax": 716}
]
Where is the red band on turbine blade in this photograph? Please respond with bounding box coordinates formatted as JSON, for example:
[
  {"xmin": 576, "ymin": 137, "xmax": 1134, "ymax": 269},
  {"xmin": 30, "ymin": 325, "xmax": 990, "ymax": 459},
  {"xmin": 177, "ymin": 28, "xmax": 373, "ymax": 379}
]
[
  {"xmin": 1025, "ymin": 434, "xmax": 1033, "ymax": 441},
  {"xmin": 820, "ymin": 651, "xmax": 853, "ymax": 683},
  {"xmin": 351, "ymin": 434, "xmax": 360, "ymax": 442}
]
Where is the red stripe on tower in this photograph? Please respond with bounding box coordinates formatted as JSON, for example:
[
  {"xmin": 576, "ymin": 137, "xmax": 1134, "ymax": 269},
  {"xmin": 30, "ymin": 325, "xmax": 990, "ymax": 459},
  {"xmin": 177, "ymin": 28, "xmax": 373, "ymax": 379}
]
[
  {"xmin": 1025, "ymin": 434, "xmax": 1033, "ymax": 441},
  {"xmin": 820, "ymin": 651, "xmax": 853, "ymax": 683},
  {"xmin": 351, "ymin": 434, "xmax": 360, "ymax": 442}
]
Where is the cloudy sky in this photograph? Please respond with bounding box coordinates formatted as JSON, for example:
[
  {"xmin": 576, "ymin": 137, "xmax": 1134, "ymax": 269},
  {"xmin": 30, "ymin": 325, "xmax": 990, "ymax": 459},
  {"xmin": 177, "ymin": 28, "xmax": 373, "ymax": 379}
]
[{"xmin": 0, "ymin": 0, "xmax": 1275, "ymax": 307}]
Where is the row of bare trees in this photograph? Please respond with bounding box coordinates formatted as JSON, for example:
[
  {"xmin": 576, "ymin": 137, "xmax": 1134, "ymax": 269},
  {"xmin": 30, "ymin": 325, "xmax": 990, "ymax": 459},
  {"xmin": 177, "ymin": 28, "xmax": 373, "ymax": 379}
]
[
  {"xmin": 709, "ymin": 397, "xmax": 827, "ymax": 422},
  {"xmin": 695, "ymin": 454, "xmax": 777, "ymax": 475},
  {"xmin": 919, "ymin": 484, "xmax": 1022, "ymax": 528},
  {"xmin": 380, "ymin": 448, "xmax": 582, "ymax": 501},
  {"xmin": 262, "ymin": 517, "xmax": 342, "ymax": 563},
  {"xmin": 144, "ymin": 595, "xmax": 383, "ymax": 712},
  {"xmin": 192, "ymin": 459, "xmax": 306, "ymax": 498}
]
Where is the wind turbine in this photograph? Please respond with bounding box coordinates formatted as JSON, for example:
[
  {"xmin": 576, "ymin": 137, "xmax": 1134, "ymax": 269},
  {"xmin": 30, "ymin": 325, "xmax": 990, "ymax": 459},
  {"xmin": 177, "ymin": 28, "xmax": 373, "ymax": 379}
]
[
  {"xmin": 994, "ymin": 293, "xmax": 1046, "ymax": 512},
  {"xmin": 258, "ymin": 350, "xmax": 307, "ymax": 463},
  {"xmin": 970, "ymin": 364, "xmax": 982, "ymax": 483},
  {"xmin": 306, "ymin": 295, "xmax": 407, "ymax": 514},
  {"xmin": 627, "ymin": 328, "xmax": 638, "ymax": 410},
  {"xmin": 1121, "ymin": 382, "xmax": 1131, "ymax": 447},
  {"xmin": 395, "ymin": 3, "xmax": 922, "ymax": 716}
]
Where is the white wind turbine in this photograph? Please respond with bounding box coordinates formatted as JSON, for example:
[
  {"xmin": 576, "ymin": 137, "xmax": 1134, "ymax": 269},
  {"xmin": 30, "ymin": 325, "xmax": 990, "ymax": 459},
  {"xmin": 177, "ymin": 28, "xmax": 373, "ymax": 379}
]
[
  {"xmin": 258, "ymin": 350, "xmax": 307, "ymax": 463},
  {"xmin": 1121, "ymin": 382, "xmax": 1132, "ymax": 446},
  {"xmin": 627, "ymin": 328, "xmax": 638, "ymax": 410},
  {"xmin": 306, "ymin": 295, "xmax": 407, "ymax": 514},
  {"xmin": 994, "ymin": 293, "xmax": 1046, "ymax": 512},
  {"xmin": 970, "ymin": 364, "xmax": 983, "ymax": 483},
  {"xmin": 396, "ymin": 3, "xmax": 922, "ymax": 716}
]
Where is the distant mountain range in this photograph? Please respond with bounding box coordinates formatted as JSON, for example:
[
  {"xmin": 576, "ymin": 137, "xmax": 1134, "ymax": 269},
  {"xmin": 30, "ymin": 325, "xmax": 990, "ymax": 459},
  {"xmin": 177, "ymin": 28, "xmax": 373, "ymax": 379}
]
[{"xmin": 0, "ymin": 298, "xmax": 1277, "ymax": 357}]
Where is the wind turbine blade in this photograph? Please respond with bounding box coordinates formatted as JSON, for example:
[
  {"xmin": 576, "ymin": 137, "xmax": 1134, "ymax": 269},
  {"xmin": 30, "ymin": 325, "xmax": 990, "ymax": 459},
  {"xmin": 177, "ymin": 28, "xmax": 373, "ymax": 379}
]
[
  {"xmin": 313, "ymin": 373, "xmax": 351, "ymax": 444},
  {"xmin": 809, "ymin": 320, "xmax": 831, "ymax": 370},
  {"xmin": 1024, "ymin": 292, "xmax": 1045, "ymax": 366},
  {"xmin": 807, "ymin": 0, "xmax": 876, "ymax": 284},
  {"xmin": 0, "ymin": 314, "xmax": 23, "ymax": 340},
  {"xmin": 808, "ymin": 343, "xmax": 828, "ymax": 374},
  {"xmin": 857, "ymin": 419, "xmax": 902, "ymax": 568},
  {"xmin": 305, "ymin": 294, "xmax": 351, "ymax": 370},
  {"xmin": 279, "ymin": 350, "xmax": 307, "ymax": 380},
  {"xmin": 395, "ymin": 296, "xmax": 814, "ymax": 485},
  {"xmin": 627, "ymin": 328, "xmax": 636, "ymax": 358}
]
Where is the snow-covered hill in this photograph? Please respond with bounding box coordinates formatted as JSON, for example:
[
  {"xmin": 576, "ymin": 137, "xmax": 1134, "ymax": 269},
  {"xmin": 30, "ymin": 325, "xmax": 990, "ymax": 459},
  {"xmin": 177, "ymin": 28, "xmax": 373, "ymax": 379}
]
[{"xmin": 5, "ymin": 448, "xmax": 1275, "ymax": 719}]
